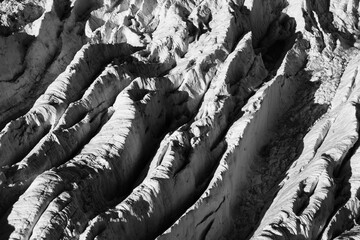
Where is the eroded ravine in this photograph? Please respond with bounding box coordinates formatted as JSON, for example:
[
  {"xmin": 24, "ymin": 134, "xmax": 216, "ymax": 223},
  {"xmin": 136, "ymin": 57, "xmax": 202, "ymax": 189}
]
[
  {"xmin": 229, "ymin": 47, "xmax": 352, "ymax": 239},
  {"xmin": 2, "ymin": 0, "xmax": 360, "ymax": 240}
]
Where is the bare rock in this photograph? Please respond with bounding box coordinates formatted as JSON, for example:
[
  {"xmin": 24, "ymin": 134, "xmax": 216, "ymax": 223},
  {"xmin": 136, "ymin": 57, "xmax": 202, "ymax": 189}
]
[{"xmin": 2, "ymin": 0, "xmax": 360, "ymax": 240}]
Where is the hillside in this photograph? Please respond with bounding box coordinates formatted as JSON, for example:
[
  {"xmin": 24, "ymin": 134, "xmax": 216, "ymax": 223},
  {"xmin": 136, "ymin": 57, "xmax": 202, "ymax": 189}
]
[{"xmin": 1, "ymin": 0, "xmax": 360, "ymax": 239}]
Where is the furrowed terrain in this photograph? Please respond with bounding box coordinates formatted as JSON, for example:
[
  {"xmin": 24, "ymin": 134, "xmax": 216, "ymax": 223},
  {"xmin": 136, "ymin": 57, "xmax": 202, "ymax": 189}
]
[{"xmin": 1, "ymin": 0, "xmax": 360, "ymax": 239}]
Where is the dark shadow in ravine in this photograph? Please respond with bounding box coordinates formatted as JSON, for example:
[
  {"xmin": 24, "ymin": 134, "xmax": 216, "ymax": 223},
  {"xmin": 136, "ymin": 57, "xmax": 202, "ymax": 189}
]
[
  {"xmin": 0, "ymin": 211, "xmax": 15, "ymax": 240},
  {"xmin": 228, "ymin": 70, "xmax": 330, "ymax": 240}
]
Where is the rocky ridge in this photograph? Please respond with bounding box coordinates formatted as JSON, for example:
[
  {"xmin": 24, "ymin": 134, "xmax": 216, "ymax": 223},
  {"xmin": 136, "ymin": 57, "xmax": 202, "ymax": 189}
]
[{"xmin": 1, "ymin": 0, "xmax": 360, "ymax": 239}]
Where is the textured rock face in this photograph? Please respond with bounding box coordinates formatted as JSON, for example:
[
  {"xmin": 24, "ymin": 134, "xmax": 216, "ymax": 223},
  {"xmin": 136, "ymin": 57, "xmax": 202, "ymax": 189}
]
[{"xmin": 1, "ymin": 0, "xmax": 360, "ymax": 239}]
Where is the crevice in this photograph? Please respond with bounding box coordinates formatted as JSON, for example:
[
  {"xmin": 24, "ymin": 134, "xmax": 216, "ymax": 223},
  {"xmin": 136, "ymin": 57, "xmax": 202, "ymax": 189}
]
[
  {"xmin": 29, "ymin": 192, "xmax": 72, "ymax": 239},
  {"xmin": 293, "ymin": 178, "xmax": 319, "ymax": 216},
  {"xmin": 343, "ymin": 67, "xmax": 359, "ymax": 103},
  {"xmin": 199, "ymin": 219, "xmax": 214, "ymax": 240},
  {"xmin": 172, "ymin": 145, "xmax": 191, "ymax": 178},
  {"xmin": 313, "ymin": 119, "xmax": 332, "ymax": 157},
  {"xmin": 196, "ymin": 197, "xmax": 225, "ymax": 227}
]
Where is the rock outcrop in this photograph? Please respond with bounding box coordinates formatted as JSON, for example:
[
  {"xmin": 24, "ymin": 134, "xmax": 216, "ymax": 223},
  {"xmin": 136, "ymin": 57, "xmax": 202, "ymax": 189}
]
[{"xmin": 2, "ymin": 0, "xmax": 360, "ymax": 239}]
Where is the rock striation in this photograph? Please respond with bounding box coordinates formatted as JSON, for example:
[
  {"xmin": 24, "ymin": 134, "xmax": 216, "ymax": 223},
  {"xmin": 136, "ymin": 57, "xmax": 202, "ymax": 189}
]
[{"xmin": 1, "ymin": 0, "xmax": 360, "ymax": 239}]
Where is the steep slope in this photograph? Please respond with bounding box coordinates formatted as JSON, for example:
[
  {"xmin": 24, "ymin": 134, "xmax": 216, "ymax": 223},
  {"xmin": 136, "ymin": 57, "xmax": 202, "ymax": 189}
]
[{"xmin": 1, "ymin": 0, "xmax": 360, "ymax": 240}]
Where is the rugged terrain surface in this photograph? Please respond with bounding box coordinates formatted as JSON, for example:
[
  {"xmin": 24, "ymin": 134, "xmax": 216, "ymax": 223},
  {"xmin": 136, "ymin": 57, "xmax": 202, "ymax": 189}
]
[{"xmin": 1, "ymin": 0, "xmax": 360, "ymax": 239}]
